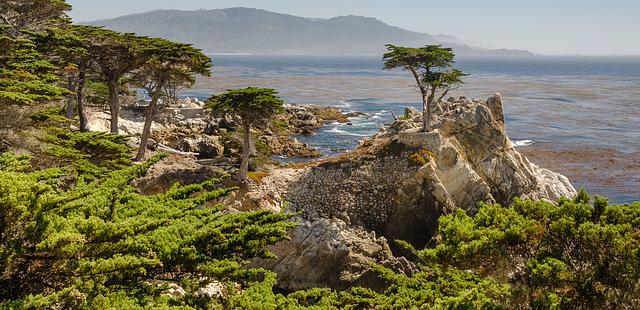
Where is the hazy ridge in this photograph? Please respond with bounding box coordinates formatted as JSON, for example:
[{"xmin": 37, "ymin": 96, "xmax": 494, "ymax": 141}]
[{"xmin": 87, "ymin": 7, "xmax": 534, "ymax": 56}]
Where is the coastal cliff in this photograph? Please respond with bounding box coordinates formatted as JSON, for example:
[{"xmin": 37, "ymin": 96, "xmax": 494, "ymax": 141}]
[
  {"xmin": 244, "ymin": 94, "xmax": 576, "ymax": 289},
  {"xmin": 107, "ymin": 94, "xmax": 577, "ymax": 290}
]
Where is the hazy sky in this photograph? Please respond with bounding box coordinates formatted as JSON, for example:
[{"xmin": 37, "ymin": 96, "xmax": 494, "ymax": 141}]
[{"xmin": 66, "ymin": 0, "xmax": 640, "ymax": 56}]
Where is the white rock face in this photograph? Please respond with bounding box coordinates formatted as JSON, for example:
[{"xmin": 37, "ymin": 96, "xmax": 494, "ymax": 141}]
[
  {"xmin": 249, "ymin": 217, "xmax": 416, "ymax": 291},
  {"xmin": 86, "ymin": 108, "xmax": 167, "ymax": 135},
  {"xmin": 382, "ymin": 94, "xmax": 576, "ymax": 245},
  {"xmin": 194, "ymin": 281, "xmax": 226, "ymax": 299},
  {"xmin": 392, "ymin": 94, "xmax": 576, "ymax": 206}
]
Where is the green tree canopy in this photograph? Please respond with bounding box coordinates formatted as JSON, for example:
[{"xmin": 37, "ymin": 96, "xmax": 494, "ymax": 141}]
[
  {"xmin": 0, "ymin": 36, "xmax": 69, "ymax": 106},
  {"xmin": 383, "ymin": 44, "xmax": 467, "ymax": 132},
  {"xmin": 206, "ymin": 87, "xmax": 284, "ymax": 180},
  {"xmin": 0, "ymin": 0, "xmax": 71, "ymax": 38},
  {"xmin": 0, "ymin": 1, "xmax": 72, "ymax": 107},
  {"xmin": 34, "ymin": 25, "xmax": 112, "ymax": 130}
]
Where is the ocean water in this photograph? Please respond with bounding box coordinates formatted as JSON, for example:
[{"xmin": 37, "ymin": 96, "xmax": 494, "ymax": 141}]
[{"xmin": 186, "ymin": 55, "xmax": 640, "ymax": 203}]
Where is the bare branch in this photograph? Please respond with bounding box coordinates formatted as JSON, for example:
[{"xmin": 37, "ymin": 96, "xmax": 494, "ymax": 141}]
[{"xmin": 437, "ymin": 85, "xmax": 460, "ymax": 102}]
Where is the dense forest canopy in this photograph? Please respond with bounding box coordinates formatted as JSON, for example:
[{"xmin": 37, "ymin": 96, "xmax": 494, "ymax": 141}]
[{"xmin": 1, "ymin": 1, "xmax": 639, "ymax": 309}]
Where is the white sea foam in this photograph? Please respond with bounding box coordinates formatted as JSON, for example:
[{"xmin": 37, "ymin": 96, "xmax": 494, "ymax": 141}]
[
  {"xmin": 353, "ymin": 122, "xmax": 376, "ymax": 127},
  {"xmin": 513, "ymin": 140, "xmax": 534, "ymax": 147},
  {"xmin": 325, "ymin": 126, "xmax": 371, "ymax": 137},
  {"xmin": 338, "ymin": 99, "xmax": 352, "ymax": 107}
]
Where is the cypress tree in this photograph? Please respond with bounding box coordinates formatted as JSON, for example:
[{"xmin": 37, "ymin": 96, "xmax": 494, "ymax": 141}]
[
  {"xmin": 132, "ymin": 38, "xmax": 211, "ymax": 161},
  {"xmin": 206, "ymin": 88, "xmax": 284, "ymax": 181}
]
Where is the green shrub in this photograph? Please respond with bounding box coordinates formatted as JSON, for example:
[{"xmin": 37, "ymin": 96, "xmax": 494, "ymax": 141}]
[
  {"xmin": 421, "ymin": 192, "xmax": 640, "ymax": 308},
  {"xmin": 29, "ymin": 106, "xmax": 71, "ymax": 125},
  {"xmin": 271, "ymin": 119, "xmax": 288, "ymax": 131},
  {"xmin": 0, "ymin": 152, "xmax": 30, "ymax": 172},
  {"xmin": 0, "ymin": 153, "xmax": 296, "ymax": 309},
  {"xmin": 255, "ymin": 138, "xmax": 271, "ymax": 157},
  {"xmin": 43, "ymin": 128, "xmax": 133, "ymax": 182}
]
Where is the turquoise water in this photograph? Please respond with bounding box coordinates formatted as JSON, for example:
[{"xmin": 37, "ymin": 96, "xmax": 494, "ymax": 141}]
[{"xmin": 185, "ymin": 55, "xmax": 640, "ymax": 203}]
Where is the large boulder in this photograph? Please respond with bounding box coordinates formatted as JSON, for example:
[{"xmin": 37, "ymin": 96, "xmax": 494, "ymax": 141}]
[
  {"xmin": 260, "ymin": 135, "xmax": 321, "ymax": 158},
  {"xmin": 176, "ymin": 135, "xmax": 224, "ymax": 159},
  {"xmin": 249, "ymin": 217, "xmax": 416, "ymax": 291},
  {"xmin": 132, "ymin": 156, "xmax": 226, "ymax": 195}
]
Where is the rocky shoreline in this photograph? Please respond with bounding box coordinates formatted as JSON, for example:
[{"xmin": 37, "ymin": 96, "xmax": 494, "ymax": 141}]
[
  {"xmin": 201, "ymin": 94, "xmax": 577, "ymax": 290},
  {"xmin": 86, "ymin": 98, "xmax": 357, "ymax": 165}
]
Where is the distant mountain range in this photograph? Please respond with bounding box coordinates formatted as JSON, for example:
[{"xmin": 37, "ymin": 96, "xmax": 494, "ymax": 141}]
[{"xmin": 87, "ymin": 7, "xmax": 534, "ymax": 56}]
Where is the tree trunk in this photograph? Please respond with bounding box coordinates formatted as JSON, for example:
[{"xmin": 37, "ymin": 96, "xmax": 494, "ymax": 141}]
[
  {"xmin": 422, "ymin": 94, "xmax": 430, "ymax": 132},
  {"xmin": 423, "ymin": 89, "xmax": 436, "ymax": 132},
  {"xmin": 239, "ymin": 122, "xmax": 251, "ymax": 181},
  {"xmin": 135, "ymin": 92, "xmax": 160, "ymax": 162},
  {"xmin": 65, "ymin": 77, "xmax": 75, "ymax": 119},
  {"xmin": 107, "ymin": 78, "xmax": 120, "ymax": 134},
  {"xmin": 77, "ymin": 66, "xmax": 89, "ymax": 132},
  {"xmin": 409, "ymin": 68, "xmax": 430, "ymax": 132}
]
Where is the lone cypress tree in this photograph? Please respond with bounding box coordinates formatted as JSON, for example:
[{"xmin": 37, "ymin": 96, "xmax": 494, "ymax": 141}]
[
  {"xmin": 383, "ymin": 44, "xmax": 467, "ymax": 132},
  {"xmin": 206, "ymin": 88, "xmax": 284, "ymax": 181}
]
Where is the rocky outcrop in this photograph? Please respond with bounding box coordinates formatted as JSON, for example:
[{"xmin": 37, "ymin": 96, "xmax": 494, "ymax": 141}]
[
  {"xmin": 132, "ymin": 155, "xmax": 228, "ymax": 195},
  {"xmin": 244, "ymin": 94, "xmax": 576, "ymax": 289},
  {"xmin": 260, "ymin": 135, "xmax": 321, "ymax": 158},
  {"xmin": 387, "ymin": 94, "xmax": 576, "ymax": 205},
  {"xmin": 276, "ymin": 104, "xmax": 352, "ymax": 135},
  {"xmin": 223, "ymin": 168, "xmax": 304, "ymax": 213}
]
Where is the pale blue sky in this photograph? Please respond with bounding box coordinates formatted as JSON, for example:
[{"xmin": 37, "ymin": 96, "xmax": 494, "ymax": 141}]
[{"xmin": 66, "ymin": 0, "xmax": 640, "ymax": 55}]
